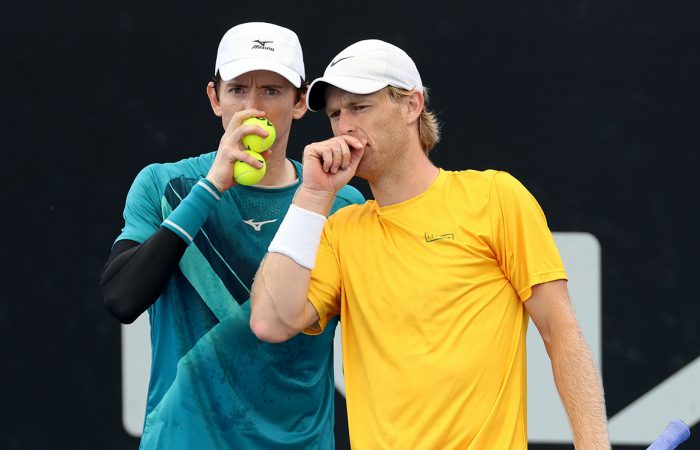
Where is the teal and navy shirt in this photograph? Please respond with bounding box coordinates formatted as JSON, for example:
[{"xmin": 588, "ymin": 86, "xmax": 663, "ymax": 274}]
[{"xmin": 116, "ymin": 152, "xmax": 364, "ymax": 449}]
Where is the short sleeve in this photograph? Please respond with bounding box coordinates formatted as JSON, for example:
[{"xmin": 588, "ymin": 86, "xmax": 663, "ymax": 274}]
[
  {"xmin": 115, "ymin": 164, "xmax": 164, "ymax": 246},
  {"xmin": 489, "ymin": 171, "xmax": 567, "ymax": 301},
  {"xmin": 305, "ymin": 218, "xmax": 342, "ymax": 334}
]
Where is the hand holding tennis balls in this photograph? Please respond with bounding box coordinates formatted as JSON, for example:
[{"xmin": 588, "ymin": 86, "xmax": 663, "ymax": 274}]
[
  {"xmin": 241, "ymin": 117, "xmax": 276, "ymax": 153},
  {"xmin": 233, "ymin": 118, "xmax": 275, "ymax": 186},
  {"xmin": 234, "ymin": 150, "xmax": 266, "ymax": 185}
]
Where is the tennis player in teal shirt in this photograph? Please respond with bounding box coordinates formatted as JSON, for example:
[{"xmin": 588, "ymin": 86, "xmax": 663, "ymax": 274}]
[{"xmin": 100, "ymin": 22, "xmax": 363, "ymax": 448}]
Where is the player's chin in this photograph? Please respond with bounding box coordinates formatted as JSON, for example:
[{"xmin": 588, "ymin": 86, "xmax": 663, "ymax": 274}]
[{"xmin": 353, "ymin": 158, "xmax": 371, "ymax": 180}]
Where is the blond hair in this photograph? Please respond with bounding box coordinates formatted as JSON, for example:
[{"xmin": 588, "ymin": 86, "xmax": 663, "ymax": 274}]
[{"xmin": 386, "ymin": 86, "xmax": 441, "ymax": 154}]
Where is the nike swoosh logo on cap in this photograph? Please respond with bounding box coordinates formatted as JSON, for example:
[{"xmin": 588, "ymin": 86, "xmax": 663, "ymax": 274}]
[{"xmin": 330, "ymin": 56, "xmax": 354, "ymax": 67}]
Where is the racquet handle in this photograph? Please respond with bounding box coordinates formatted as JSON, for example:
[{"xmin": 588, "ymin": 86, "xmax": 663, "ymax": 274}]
[{"xmin": 647, "ymin": 420, "xmax": 690, "ymax": 450}]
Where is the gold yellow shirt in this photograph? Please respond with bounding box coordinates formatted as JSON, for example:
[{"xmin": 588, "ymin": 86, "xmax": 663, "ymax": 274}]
[{"xmin": 308, "ymin": 169, "xmax": 567, "ymax": 449}]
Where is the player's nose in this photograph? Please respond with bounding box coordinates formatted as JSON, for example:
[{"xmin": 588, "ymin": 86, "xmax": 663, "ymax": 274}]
[
  {"xmin": 337, "ymin": 112, "xmax": 355, "ymax": 135},
  {"xmin": 243, "ymin": 94, "xmax": 262, "ymax": 110}
]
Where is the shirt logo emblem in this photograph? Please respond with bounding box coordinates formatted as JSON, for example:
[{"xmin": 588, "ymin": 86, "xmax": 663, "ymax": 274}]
[
  {"xmin": 424, "ymin": 233, "xmax": 455, "ymax": 243},
  {"xmin": 243, "ymin": 219, "xmax": 278, "ymax": 231}
]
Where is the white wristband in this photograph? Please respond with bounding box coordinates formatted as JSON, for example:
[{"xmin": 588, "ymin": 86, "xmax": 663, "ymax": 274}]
[{"xmin": 268, "ymin": 204, "xmax": 327, "ymax": 269}]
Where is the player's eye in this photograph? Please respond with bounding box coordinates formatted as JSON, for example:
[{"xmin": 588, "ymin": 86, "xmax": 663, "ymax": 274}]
[
  {"xmin": 228, "ymin": 87, "xmax": 245, "ymax": 94},
  {"xmin": 353, "ymin": 105, "xmax": 369, "ymax": 111},
  {"xmin": 328, "ymin": 110, "xmax": 340, "ymax": 119},
  {"xmin": 263, "ymin": 88, "xmax": 280, "ymax": 96}
]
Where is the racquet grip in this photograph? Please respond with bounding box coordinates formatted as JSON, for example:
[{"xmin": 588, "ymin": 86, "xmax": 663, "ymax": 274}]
[{"xmin": 647, "ymin": 420, "xmax": 691, "ymax": 450}]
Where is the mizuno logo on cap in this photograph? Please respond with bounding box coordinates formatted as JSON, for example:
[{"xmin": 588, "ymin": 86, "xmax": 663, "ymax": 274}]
[
  {"xmin": 252, "ymin": 40, "xmax": 274, "ymax": 51},
  {"xmin": 330, "ymin": 56, "xmax": 354, "ymax": 67}
]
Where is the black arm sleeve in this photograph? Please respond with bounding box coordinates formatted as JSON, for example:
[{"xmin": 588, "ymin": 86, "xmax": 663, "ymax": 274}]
[{"xmin": 99, "ymin": 228, "xmax": 187, "ymax": 324}]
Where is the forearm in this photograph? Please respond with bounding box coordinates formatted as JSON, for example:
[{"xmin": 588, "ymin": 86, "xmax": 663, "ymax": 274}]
[
  {"xmin": 250, "ymin": 187, "xmax": 331, "ymax": 342},
  {"xmin": 99, "ymin": 229, "xmax": 186, "ymax": 323},
  {"xmin": 546, "ymin": 329, "xmax": 610, "ymax": 449},
  {"xmin": 250, "ymin": 253, "xmax": 317, "ymax": 342},
  {"xmin": 101, "ymin": 178, "xmax": 221, "ymax": 323},
  {"xmin": 526, "ymin": 281, "xmax": 610, "ymax": 448}
]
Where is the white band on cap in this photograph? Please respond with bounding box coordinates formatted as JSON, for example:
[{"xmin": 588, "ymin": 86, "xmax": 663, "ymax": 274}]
[{"xmin": 268, "ymin": 204, "xmax": 327, "ymax": 269}]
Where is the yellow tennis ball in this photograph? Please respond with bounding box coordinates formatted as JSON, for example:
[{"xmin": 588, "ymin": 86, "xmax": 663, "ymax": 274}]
[
  {"xmin": 233, "ymin": 151, "xmax": 266, "ymax": 185},
  {"xmin": 241, "ymin": 117, "xmax": 276, "ymax": 153}
]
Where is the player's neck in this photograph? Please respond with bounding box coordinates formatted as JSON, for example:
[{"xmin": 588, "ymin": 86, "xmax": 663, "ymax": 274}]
[
  {"xmin": 258, "ymin": 144, "xmax": 297, "ymax": 187},
  {"xmin": 369, "ymin": 149, "xmax": 438, "ymax": 207}
]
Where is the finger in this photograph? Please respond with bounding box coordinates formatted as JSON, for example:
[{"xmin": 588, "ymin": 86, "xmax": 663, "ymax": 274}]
[
  {"xmin": 239, "ymin": 124, "xmax": 270, "ymax": 139},
  {"xmin": 224, "ymin": 109, "xmax": 267, "ymax": 137},
  {"xmin": 221, "ymin": 121, "xmax": 270, "ymax": 154},
  {"xmin": 347, "ymin": 144, "xmax": 365, "ymax": 172},
  {"xmin": 239, "ymin": 151, "xmax": 265, "ymax": 169},
  {"xmin": 329, "ymin": 144, "xmax": 344, "ymax": 174},
  {"xmin": 232, "ymin": 108, "xmax": 266, "ymax": 124},
  {"xmin": 331, "ymin": 139, "xmax": 351, "ymax": 173},
  {"xmin": 340, "ymin": 139, "xmax": 352, "ymax": 170},
  {"xmin": 338, "ymin": 134, "xmax": 365, "ymax": 150},
  {"xmin": 320, "ymin": 145, "xmax": 334, "ymax": 173}
]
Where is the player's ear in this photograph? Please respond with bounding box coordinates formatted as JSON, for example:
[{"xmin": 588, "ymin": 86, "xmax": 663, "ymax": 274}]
[
  {"xmin": 206, "ymin": 81, "xmax": 223, "ymax": 117},
  {"xmin": 405, "ymin": 90, "xmax": 424, "ymax": 125},
  {"xmin": 293, "ymin": 88, "xmax": 308, "ymax": 120}
]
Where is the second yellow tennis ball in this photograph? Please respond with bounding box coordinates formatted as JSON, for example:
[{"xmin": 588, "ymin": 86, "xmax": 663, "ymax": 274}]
[
  {"xmin": 241, "ymin": 117, "xmax": 276, "ymax": 153},
  {"xmin": 233, "ymin": 151, "xmax": 266, "ymax": 185}
]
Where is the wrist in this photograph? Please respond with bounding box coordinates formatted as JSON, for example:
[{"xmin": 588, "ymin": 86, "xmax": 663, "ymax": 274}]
[
  {"xmin": 205, "ymin": 174, "xmax": 228, "ymax": 194},
  {"xmin": 293, "ymin": 184, "xmax": 335, "ymax": 216},
  {"xmin": 268, "ymin": 204, "xmax": 326, "ymax": 269},
  {"xmin": 161, "ymin": 179, "xmax": 222, "ymax": 245}
]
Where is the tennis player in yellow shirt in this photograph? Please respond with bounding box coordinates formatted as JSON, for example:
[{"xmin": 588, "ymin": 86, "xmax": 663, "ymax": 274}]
[{"xmin": 250, "ymin": 39, "xmax": 611, "ymax": 449}]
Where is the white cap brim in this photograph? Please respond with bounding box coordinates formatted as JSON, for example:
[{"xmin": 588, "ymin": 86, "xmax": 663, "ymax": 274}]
[
  {"xmin": 218, "ymin": 58, "xmax": 302, "ymax": 87},
  {"xmin": 306, "ymin": 76, "xmax": 388, "ymax": 111}
]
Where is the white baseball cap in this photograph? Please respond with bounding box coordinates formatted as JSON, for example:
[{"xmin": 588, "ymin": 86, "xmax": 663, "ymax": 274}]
[
  {"xmin": 214, "ymin": 22, "xmax": 305, "ymax": 87},
  {"xmin": 306, "ymin": 39, "xmax": 424, "ymax": 111}
]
